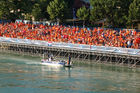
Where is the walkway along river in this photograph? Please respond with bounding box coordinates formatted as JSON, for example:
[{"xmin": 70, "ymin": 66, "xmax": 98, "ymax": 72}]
[{"xmin": 0, "ymin": 37, "xmax": 140, "ymax": 68}]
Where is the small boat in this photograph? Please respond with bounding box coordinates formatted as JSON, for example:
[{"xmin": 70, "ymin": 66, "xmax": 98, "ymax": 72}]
[
  {"xmin": 41, "ymin": 59, "xmax": 66, "ymax": 67},
  {"xmin": 41, "ymin": 55, "xmax": 72, "ymax": 67}
]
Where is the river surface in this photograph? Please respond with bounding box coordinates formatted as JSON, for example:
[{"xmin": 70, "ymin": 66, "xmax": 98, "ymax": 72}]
[{"xmin": 0, "ymin": 53, "xmax": 140, "ymax": 93}]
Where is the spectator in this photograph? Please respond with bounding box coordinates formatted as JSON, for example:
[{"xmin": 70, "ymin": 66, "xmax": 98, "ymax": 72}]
[{"xmin": 0, "ymin": 22, "xmax": 139, "ymax": 49}]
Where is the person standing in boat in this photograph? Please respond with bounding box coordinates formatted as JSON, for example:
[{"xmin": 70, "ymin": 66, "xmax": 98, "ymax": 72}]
[
  {"xmin": 48, "ymin": 57, "xmax": 52, "ymax": 61},
  {"xmin": 48, "ymin": 54, "xmax": 54, "ymax": 61},
  {"xmin": 67, "ymin": 56, "xmax": 71, "ymax": 66}
]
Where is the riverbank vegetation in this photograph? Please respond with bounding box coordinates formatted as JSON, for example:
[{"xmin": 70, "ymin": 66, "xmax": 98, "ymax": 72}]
[{"xmin": 0, "ymin": 0, "xmax": 139, "ymax": 28}]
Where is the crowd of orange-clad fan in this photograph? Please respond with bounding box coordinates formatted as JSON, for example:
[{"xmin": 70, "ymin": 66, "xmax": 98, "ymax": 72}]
[{"xmin": 0, "ymin": 22, "xmax": 140, "ymax": 49}]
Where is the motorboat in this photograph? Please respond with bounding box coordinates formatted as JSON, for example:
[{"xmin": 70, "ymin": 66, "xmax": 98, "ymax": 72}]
[
  {"xmin": 41, "ymin": 55, "xmax": 72, "ymax": 67},
  {"xmin": 41, "ymin": 59, "xmax": 66, "ymax": 67}
]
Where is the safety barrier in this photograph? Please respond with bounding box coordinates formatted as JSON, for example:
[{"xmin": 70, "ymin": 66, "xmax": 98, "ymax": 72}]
[{"xmin": 0, "ymin": 37, "xmax": 140, "ymax": 56}]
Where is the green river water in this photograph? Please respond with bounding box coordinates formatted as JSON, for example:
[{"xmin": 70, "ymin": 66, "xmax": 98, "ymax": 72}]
[{"xmin": 0, "ymin": 53, "xmax": 140, "ymax": 93}]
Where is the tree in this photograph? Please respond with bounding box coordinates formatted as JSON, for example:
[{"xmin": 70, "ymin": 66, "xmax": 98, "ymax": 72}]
[
  {"xmin": 90, "ymin": 0, "xmax": 133, "ymax": 28},
  {"xmin": 113, "ymin": 0, "xmax": 133, "ymax": 27},
  {"xmin": 32, "ymin": 4, "xmax": 42, "ymax": 21},
  {"xmin": 0, "ymin": 0, "xmax": 34, "ymax": 21},
  {"xmin": 37, "ymin": 0, "xmax": 51, "ymax": 20},
  {"xmin": 90, "ymin": 0, "xmax": 106, "ymax": 24},
  {"xmin": 0, "ymin": 0, "xmax": 14, "ymax": 20},
  {"xmin": 47, "ymin": 0, "xmax": 68, "ymax": 22},
  {"xmin": 14, "ymin": 0, "xmax": 35, "ymax": 20},
  {"xmin": 76, "ymin": 6, "xmax": 89, "ymax": 28},
  {"xmin": 64, "ymin": 0, "xmax": 74, "ymax": 19},
  {"xmin": 128, "ymin": 0, "xmax": 140, "ymax": 27},
  {"xmin": 29, "ymin": 0, "xmax": 51, "ymax": 21}
]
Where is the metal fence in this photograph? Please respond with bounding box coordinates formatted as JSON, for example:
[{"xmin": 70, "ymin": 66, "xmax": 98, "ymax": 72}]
[{"xmin": 0, "ymin": 37, "xmax": 140, "ymax": 56}]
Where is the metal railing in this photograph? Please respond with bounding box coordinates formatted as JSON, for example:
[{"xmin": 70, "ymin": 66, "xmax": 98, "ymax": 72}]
[{"xmin": 0, "ymin": 37, "xmax": 140, "ymax": 56}]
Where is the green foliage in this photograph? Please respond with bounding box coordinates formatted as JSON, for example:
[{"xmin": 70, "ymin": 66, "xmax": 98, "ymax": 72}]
[
  {"xmin": 47, "ymin": 0, "xmax": 68, "ymax": 21},
  {"xmin": 128, "ymin": 0, "xmax": 140, "ymax": 25},
  {"xmin": 90, "ymin": 0, "xmax": 105, "ymax": 21},
  {"xmin": 76, "ymin": 6, "xmax": 89, "ymax": 27},
  {"xmin": 0, "ymin": 0, "xmax": 33, "ymax": 21},
  {"xmin": 64, "ymin": 0, "xmax": 74, "ymax": 19},
  {"xmin": 90, "ymin": 0, "xmax": 133, "ymax": 28},
  {"xmin": 114, "ymin": 0, "xmax": 133, "ymax": 27},
  {"xmin": 27, "ymin": 0, "xmax": 51, "ymax": 21},
  {"xmin": 0, "ymin": 0, "xmax": 71, "ymax": 21},
  {"xmin": 37, "ymin": 0, "xmax": 51, "ymax": 20},
  {"xmin": 0, "ymin": 0, "xmax": 137, "ymax": 29},
  {"xmin": 32, "ymin": 4, "xmax": 42, "ymax": 21},
  {"xmin": 77, "ymin": 6, "xmax": 89, "ymax": 20},
  {"xmin": 0, "ymin": 0, "xmax": 13, "ymax": 19}
]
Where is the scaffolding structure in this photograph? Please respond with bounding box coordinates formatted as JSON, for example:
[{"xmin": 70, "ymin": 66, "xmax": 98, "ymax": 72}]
[{"xmin": 0, "ymin": 42, "xmax": 140, "ymax": 68}]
